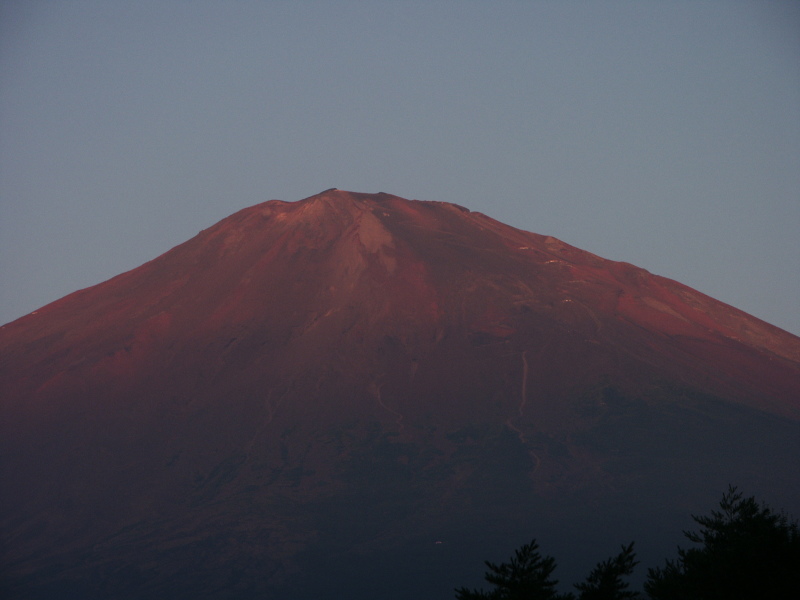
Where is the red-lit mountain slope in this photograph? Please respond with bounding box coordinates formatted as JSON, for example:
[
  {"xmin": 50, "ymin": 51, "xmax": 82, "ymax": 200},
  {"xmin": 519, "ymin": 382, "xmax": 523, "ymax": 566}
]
[{"xmin": 2, "ymin": 190, "xmax": 799, "ymax": 599}]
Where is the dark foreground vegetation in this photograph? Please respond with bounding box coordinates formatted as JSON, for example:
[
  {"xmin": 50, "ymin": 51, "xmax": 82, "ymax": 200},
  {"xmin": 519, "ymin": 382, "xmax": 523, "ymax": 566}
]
[{"xmin": 456, "ymin": 486, "xmax": 800, "ymax": 600}]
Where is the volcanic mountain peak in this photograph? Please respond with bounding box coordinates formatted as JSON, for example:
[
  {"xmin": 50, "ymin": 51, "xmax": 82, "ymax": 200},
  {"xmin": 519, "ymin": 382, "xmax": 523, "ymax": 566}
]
[
  {"xmin": 3, "ymin": 190, "xmax": 798, "ymax": 421},
  {"xmin": 2, "ymin": 190, "xmax": 800, "ymax": 600}
]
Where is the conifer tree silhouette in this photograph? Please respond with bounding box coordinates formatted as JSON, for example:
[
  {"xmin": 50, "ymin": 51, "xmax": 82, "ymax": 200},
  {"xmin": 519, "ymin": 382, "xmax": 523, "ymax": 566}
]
[
  {"xmin": 574, "ymin": 542, "xmax": 640, "ymax": 600},
  {"xmin": 456, "ymin": 487, "xmax": 799, "ymax": 600},
  {"xmin": 454, "ymin": 539, "xmax": 571, "ymax": 600},
  {"xmin": 645, "ymin": 485, "xmax": 800, "ymax": 599}
]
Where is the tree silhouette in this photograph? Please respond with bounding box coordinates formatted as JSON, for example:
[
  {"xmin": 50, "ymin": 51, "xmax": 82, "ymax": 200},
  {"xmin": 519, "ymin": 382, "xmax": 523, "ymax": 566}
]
[
  {"xmin": 454, "ymin": 539, "xmax": 571, "ymax": 600},
  {"xmin": 645, "ymin": 485, "xmax": 800, "ymax": 599},
  {"xmin": 456, "ymin": 487, "xmax": 799, "ymax": 600},
  {"xmin": 574, "ymin": 542, "xmax": 640, "ymax": 600}
]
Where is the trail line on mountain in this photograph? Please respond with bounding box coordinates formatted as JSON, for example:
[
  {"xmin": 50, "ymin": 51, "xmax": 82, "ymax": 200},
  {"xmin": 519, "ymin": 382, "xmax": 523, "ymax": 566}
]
[
  {"xmin": 521, "ymin": 349, "xmax": 529, "ymax": 414},
  {"xmin": 572, "ymin": 298, "xmax": 603, "ymax": 335},
  {"xmin": 370, "ymin": 379, "xmax": 405, "ymax": 434},
  {"xmin": 505, "ymin": 350, "xmax": 541, "ymax": 473}
]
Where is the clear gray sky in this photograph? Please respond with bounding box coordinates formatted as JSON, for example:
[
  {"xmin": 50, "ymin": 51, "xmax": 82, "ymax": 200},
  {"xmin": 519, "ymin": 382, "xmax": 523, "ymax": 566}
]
[{"xmin": 2, "ymin": 1, "xmax": 798, "ymax": 335}]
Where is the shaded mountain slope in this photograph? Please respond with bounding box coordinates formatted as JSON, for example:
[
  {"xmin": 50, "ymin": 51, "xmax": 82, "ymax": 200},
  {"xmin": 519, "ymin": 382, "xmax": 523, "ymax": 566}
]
[{"xmin": 2, "ymin": 190, "xmax": 799, "ymax": 598}]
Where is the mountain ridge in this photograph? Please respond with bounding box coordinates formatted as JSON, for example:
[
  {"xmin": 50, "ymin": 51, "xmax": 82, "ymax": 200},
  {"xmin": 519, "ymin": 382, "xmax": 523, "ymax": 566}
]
[
  {"xmin": 1, "ymin": 190, "xmax": 799, "ymax": 599},
  {"xmin": 4, "ymin": 189, "xmax": 797, "ymax": 416}
]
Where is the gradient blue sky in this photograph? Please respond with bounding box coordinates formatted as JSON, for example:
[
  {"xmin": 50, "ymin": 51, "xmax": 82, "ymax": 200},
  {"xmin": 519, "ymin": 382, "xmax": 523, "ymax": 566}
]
[{"xmin": 2, "ymin": 1, "xmax": 798, "ymax": 334}]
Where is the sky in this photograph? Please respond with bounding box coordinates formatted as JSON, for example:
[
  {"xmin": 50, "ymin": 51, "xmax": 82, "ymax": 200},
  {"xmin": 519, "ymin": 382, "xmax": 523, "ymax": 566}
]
[{"xmin": 1, "ymin": 1, "xmax": 798, "ymax": 335}]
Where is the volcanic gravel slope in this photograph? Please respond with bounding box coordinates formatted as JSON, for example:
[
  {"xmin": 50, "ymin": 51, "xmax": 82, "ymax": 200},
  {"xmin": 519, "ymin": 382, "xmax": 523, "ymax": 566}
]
[{"xmin": 2, "ymin": 189, "xmax": 799, "ymax": 599}]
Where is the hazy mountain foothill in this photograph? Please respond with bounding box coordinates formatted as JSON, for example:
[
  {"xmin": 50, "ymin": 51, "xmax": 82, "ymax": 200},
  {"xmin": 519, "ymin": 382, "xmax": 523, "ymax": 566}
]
[{"xmin": 1, "ymin": 190, "xmax": 799, "ymax": 599}]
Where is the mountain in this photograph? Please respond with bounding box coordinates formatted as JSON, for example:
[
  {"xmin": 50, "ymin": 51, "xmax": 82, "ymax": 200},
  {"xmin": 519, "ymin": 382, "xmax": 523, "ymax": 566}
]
[{"xmin": 2, "ymin": 189, "xmax": 799, "ymax": 599}]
